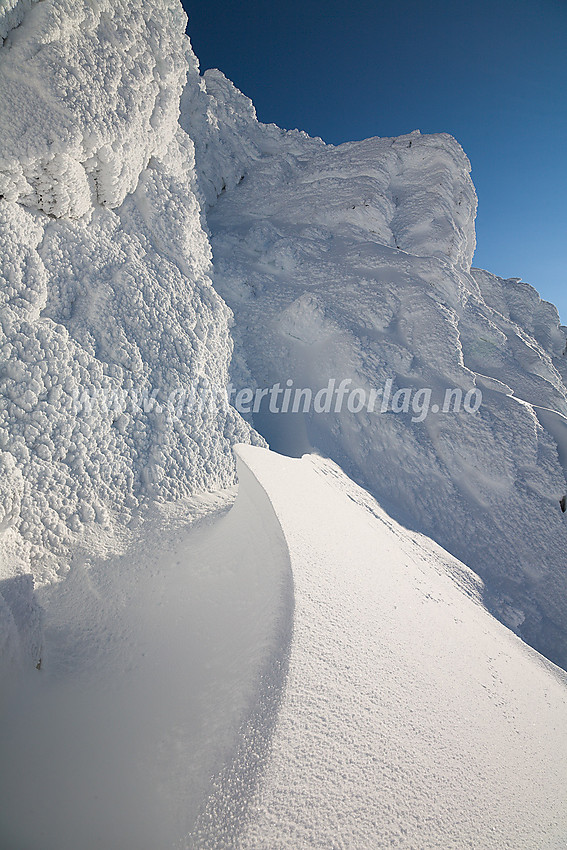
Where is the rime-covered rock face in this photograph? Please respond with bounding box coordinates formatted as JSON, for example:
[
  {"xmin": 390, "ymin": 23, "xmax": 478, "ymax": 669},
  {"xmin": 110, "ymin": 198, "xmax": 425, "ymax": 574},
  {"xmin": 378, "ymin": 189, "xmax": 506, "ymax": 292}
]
[
  {"xmin": 0, "ymin": 0, "xmax": 258, "ymax": 591},
  {"xmin": 0, "ymin": 0, "xmax": 39, "ymax": 41},
  {"xmin": 0, "ymin": 0, "xmax": 189, "ymax": 214},
  {"xmin": 195, "ymin": 80, "xmax": 567, "ymax": 667}
]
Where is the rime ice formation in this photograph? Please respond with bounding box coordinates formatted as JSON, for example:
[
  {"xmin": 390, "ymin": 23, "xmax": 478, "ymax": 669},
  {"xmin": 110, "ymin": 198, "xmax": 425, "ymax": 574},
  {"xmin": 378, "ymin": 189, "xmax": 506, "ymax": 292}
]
[
  {"xmin": 0, "ymin": 0, "xmax": 259, "ymax": 657},
  {"xmin": 194, "ymin": 85, "xmax": 567, "ymax": 668}
]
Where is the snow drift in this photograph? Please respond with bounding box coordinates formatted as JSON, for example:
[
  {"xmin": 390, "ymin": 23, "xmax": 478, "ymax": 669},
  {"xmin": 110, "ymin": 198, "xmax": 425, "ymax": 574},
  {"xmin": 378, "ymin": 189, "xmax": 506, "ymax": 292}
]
[
  {"xmin": 0, "ymin": 0, "xmax": 566, "ymax": 678},
  {"xmin": 1, "ymin": 446, "xmax": 565, "ymax": 849},
  {"xmin": 0, "ymin": 458, "xmax": 292, "ymax": 850},
  {"xmin": 223, "ymin": 446, "xmax": 567, "ymax": 850},
  {"xmin": 1, "ymin": 0, "xmax": 567, "ymax": 846}
]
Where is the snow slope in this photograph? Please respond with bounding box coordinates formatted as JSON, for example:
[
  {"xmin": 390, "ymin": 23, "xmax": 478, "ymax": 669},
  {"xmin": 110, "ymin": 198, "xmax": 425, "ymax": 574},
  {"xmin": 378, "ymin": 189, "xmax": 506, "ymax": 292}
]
[
  {"xmin": 1, "ymin": 445, "xmax": 565, "ymax": 848},
  {"xmin": 199, "ymin": 447, "xmax": 567, "ymax": 850},
  {"xmin": 195, "ymin": 87, "xmax": 567, "ymax": 668},
  {"xmin": 1, "ymin": 3, "xmax": 567, "ymax": 843},
  {"xmin": 0, "ymin": 458, "xmax": 292, "ymax": 849},
  {"xmin": 2, "ymin": 0, "xmax": 566, "ymax": 673}
]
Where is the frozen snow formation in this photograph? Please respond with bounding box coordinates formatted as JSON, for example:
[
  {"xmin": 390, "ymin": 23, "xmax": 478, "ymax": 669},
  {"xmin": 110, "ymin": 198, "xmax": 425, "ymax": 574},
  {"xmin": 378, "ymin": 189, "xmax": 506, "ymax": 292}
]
[
  {"xmin": 192, "ymin": 78, "xmax": 567, "ymax": 668},
  {"xmin": 204, "ymin": 447, "xmax": 567, "ymax": 850},
  {"xmin": 1, "ymin": 446, "xmax": 565, "ymax": 849},
  {"xmin": 0, "ymin": 457, "xmax": 293, "ymax": 850},
  {"xmin": 0, "ymin": 0, "xmax": 259, "ymax": 641},
  {"xmin": 1, "ymin": 0, "xmax": 567, "ymax": 845}
]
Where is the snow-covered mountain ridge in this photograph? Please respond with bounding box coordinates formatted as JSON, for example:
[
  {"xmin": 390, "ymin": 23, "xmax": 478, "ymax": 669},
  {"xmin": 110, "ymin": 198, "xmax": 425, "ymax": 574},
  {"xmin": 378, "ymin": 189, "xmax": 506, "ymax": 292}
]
[
  {"xmin": 191, "ymin": 69, "xmax": 567, "ymax": 669},
  {"xmin": 0, "ymin": 0, "xmax": 566, "ymax": 676},
  {"xmin": 1, "ymin": 2, "xmax": 567, "ymax": 846}
]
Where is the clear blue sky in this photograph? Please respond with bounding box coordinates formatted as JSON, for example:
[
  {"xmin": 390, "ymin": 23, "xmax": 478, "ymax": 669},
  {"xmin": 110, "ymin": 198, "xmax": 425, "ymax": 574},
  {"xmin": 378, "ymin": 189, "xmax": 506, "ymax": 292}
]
[{"xmin": 183, "ymin": 0, "xmax": 567, "ymax": 323}]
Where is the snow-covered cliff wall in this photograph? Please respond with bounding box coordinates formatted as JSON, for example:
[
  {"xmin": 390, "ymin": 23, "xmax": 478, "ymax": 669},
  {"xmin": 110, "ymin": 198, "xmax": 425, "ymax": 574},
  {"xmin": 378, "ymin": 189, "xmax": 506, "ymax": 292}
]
[
  {"xmin": 0, "ymin": 0, "xmax": 259, "ymax": 669},
  {"xmin": 195, "ymin": 81, "xmax": 567, "ymax": 668}
]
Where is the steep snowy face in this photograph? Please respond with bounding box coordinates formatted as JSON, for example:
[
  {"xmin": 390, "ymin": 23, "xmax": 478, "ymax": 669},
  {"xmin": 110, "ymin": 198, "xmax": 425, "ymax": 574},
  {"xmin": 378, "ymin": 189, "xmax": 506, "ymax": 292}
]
[
  {"xmin": 0, "ymin": 0, "xmax": 189, "ymax": 213},
  {"xmin": 198, "ymin": 94, "xmax": 567, "ymax": 667},
  {"xmin": 180, "ymin": 67, "xmax": 325, "ymax": 209},
  {"xmin": 0, "ymin": 0, "xmax": 257, "ymax": 613},
  {"xmin": 2, "ymin": 0, "xmax": 566, "ymax": 674},
  {"xmin": 0, "ymin": 0, "xmax": 39, "ymax": 41}
]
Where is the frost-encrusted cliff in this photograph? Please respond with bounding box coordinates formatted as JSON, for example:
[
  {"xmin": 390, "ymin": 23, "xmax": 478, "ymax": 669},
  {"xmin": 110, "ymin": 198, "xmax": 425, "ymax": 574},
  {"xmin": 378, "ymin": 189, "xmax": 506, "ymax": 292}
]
[
  {"xmin": 190, "ymin": 73, "xmax": 567, "ymax": 668},
  {"xmin": 0, "ymin": 0, "xmax": 258, "ymax": 666}
]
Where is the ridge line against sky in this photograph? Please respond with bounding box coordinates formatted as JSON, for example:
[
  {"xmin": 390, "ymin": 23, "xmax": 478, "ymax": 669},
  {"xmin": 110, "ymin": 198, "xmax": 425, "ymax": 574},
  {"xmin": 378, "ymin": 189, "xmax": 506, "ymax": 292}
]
[{"xmin": 183, "ymin": 0, "xmax": 567, "ymax": 324}]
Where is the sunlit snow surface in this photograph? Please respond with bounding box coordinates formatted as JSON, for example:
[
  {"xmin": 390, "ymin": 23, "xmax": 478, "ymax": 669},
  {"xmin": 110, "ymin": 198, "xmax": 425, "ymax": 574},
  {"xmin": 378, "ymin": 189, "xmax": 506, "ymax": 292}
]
[
  {"xmin": 225, "ymin": 447, "xmax": 567, "ymax": 850},
  {"xmin": 198, "ymin": 84, "xmax": 567, "ymax": 666},
  {"xmin": 0, "ymin": 0, "xmax": 258, "ymax": 601},
  {"xmin": 1, "ymin": 447, "xmax": 566, "ymax": 848}
]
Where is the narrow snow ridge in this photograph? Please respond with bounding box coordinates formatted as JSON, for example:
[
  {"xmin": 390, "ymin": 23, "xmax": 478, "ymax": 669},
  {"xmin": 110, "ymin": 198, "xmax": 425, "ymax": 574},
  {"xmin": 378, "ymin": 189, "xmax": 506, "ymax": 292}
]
[
  {"xmin": 226, "ymin": 446, "xmax": 567, "ymax": 850},
  {"xmin": 202, "ymin": 94, "xmax": 567, "ymax": 667}
]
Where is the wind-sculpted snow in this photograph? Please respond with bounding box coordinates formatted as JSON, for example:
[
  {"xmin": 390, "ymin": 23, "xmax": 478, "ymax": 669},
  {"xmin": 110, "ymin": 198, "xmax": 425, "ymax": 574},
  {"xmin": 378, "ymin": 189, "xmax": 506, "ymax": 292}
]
[
  {"xmin": 0, "ymin": 462, "xmax": 293, "ymax": 849},
  {"xmin": 1, "ymin": 2, "xmax": 567, "ymax": 841},
  {"xmin": 223, "ymin": 447, "xmax": 567, "ymax": 850},
  {"xmin": 0, "ymin": 0, "xmax": 189, "ymax": 213},
  {"xmin": 202, "ymin": 98, "xmax": 567, "ymax": 667},
  {"xmin": 180, "ymin": 68, "xmax": 324, "ymax": 210},
  {"xmin": 0, "ymin": 0, "xmax": 39, "ymax": 41},
  {"xmin": 2, "ymin": 0, "xmax": 567, "ymax": 678},
  {"xmin": 0, "ymin": 0, "xmax": 258, "ymax": 611}
]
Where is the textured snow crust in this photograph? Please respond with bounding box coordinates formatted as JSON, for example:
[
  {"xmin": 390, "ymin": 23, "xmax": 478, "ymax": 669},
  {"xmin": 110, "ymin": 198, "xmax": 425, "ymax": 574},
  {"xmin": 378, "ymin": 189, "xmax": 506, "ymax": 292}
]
[
  {"xmin": 0, "ymin": 0, "xmax": 259, "ymax": 657},
  {"xmin": 1, "ymin": 2, "xmax": 567, "ymax": 843},
  {"xmin": 2, "ymin": 0, "xmax": 567, "ymax": 677},
  {"xmin": 0, "ymin": 0, "xmax": 189, "ymax": 214},
  {"xmin": 214, "ymin": 446, "xmax": 567, "ymax": 850},
  {"xmin": 180, "ymin": 67, "xmax": 324, "ymax": 211},
  {"xmin": 200, "ymin": 91, "xmax": 567, "ymax": 667},
  {"xmin": 0, "ymin": 0, "xmax": 39, "ymax": 41}
]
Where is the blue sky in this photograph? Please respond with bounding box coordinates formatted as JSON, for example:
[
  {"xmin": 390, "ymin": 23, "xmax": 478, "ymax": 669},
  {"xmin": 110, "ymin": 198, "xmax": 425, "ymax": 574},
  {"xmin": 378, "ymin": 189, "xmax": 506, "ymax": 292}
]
[{"xmin": 184, "ymin": 0, "xmax": 567, "ymax": 323}]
